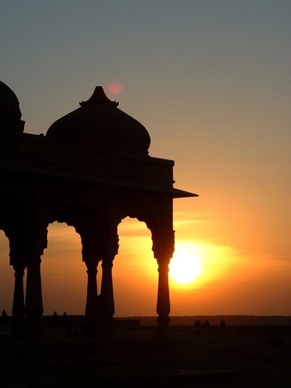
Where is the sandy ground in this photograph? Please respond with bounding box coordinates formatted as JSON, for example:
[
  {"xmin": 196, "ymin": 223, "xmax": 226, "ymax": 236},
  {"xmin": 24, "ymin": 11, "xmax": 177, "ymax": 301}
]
[{"xmin": 0, "ymin": 323, "xmax": 290, "ymax": 387}]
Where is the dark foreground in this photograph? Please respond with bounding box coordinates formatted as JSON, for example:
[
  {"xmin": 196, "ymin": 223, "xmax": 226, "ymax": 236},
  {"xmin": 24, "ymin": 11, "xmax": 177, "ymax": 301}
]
[{"xmin": 0, "ymin": 322, "xmax": 291, "ymax": 387}]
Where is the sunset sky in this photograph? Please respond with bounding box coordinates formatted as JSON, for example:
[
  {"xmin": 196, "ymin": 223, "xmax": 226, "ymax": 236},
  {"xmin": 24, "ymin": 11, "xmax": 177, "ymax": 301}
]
[{"xmin": 1, "ymin": 1, "xmax": 290, "ymax": 317}]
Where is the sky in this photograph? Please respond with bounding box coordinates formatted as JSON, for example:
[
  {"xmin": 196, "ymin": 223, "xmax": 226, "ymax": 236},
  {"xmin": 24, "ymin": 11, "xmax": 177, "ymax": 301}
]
[{"xmin": 1, "ymin": 0, "xmax": 290, "ymax": 317}]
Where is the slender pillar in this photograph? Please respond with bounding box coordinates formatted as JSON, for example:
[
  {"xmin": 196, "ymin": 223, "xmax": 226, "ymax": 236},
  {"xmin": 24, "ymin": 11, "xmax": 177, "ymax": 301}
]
[
  {"xmin": 85, "ymin": 259, "xmax": 99, "ymax": 318},
  {"xmin": 156, "ymin": 260, "xmax": 171, "ymax": 331},
  {"xmin": 100, "ymin": 258, "xmax": 114, "ymax": 323},
  {"xmin": 12, "ymin": 263, "xmax": 25, "ymax": 320},
  {"xmin": 99, "ymin": 218, "xmax": 118, "ymax": 325},
  {"xmin": 81, "ymin": 227, "xmax": 102, "ymax": 337},
  {"xmin": 25, "ymin": 255, "xmax": 43, "ymax": 322},
  {"xmin": 11, "ymin": 262, "xmax": 26, "ymax": 337},
  {"xmin": 151, "ymin": 212, "xmax": 175, "ymax": 336}
]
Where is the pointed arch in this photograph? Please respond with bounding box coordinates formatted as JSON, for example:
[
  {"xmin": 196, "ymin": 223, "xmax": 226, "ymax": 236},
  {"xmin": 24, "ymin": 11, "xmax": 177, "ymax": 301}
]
[
  {"xmin": 114, "ymin": 217, "xmax": 156, "ymax": 316},
  {"xmin": 0, "ymin": 230, "xmax": 13, "ymax": 313},
  {"xmin": 41, "ymin": 221, "xmax": 85, "ymax": 315},
  {"xmin": 48, "ymin": 201, "xmax": 104, "ymax": 262}
]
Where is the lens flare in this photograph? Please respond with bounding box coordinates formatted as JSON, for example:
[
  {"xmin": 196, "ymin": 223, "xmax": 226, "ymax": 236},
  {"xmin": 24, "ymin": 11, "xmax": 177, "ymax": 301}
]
[{"xmin": 107, "ymin": 82, "xmax": 123, "ymax": 95}]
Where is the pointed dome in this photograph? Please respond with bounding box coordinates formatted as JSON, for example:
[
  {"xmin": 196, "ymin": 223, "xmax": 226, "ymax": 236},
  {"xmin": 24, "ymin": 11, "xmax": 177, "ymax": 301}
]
[
  {"xmin": 0, "ymin": 81, "xmax": 25, "ymax": 133},
  {"xmin": 46, "ymin": 87, "xmax": 151, "ymax": 155}
]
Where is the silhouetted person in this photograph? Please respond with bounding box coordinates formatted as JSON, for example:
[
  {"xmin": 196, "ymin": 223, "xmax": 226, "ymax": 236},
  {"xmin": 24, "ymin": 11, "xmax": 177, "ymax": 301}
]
[
  {"xmin": 62, "ymin": 312, "xmax": 68, "ymax": 323},
  {"xmin": 194, "ymin": 319, "xmax": 201, "ymax": 328},
  {"xmin": 220, "ymin": 319, "xmax": 226, "ymax": 328},
  {"xmin": 62, "ymin": 312, "xmax": 73, "ymax": 336},
  {"xmin": 52, "ymin": 311, "xmax": 59, "ymax": 325},
  {"xmin": 1, "ymin": 310, "xmax": 8, "ymax": 326},
  {"xmin": 202, "ymin": 320, "xmax": 210, "ymax": 328}
]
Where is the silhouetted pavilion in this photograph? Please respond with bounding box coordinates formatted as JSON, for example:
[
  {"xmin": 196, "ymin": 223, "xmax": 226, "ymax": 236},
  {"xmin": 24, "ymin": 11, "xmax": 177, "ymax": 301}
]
[{"xmin": 0, "ymin": 81, "xmax": 196, "ymax": 335}]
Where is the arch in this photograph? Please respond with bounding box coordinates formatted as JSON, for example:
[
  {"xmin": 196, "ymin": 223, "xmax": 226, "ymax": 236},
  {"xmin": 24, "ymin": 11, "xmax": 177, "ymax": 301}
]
[
  {"xmin": 0, "ymin": 188, "xmax": 31, "ymax": 266},
  {"xmin": 48, "ymin": 201, "xmax": 104, "ymax": 262},
  {"xmin": 114, "ymin": 217, "xmax": 156, "ymax": 316},
  {"xmin": 0, "ymin": 230, "xmax": 13, "ymax": 314},
  {"xmin": 0, "ymin": 190, "xmax": 32, "ymax": 324},
  {"xmin": 47, "ymin": 201, "xmax": 114, "ymax": 325},
  {"xmin": 41, "ymin": 221, "xmax": 86, "ymax": 315}
]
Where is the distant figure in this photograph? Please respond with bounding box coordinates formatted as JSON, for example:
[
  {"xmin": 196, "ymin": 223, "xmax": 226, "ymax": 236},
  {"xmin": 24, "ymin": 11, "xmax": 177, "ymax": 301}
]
[
  {"xmin": 62, "ymin": 312, "xmax": 73, "ymax": 337},
  {"xmin": 52, "ymin": 311, "xmax": 59, "ymax": 325},
  {"xmin": 62, "ymin": 312, "xmax": 68, "ymax": 323},
  {"xmin": 1, "ymin": 310, "xmax": 8, "ymax": 326},
  {"xmin": 220, "ymin": 319, "xmax": 226, "ymax": 328},
  {"xmin": 202, "ymin": 320, "xmax": 210, "ymax": 328},
  {"xmin": 194, "ymin": 319, "xmax": 201, "ymax": 329}
]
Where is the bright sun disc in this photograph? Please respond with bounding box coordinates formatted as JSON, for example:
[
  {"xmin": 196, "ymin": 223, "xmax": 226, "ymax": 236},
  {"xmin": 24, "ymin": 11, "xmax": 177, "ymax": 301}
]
[{"xmin": 169, "ymin": 247, "xmax": 202, "ymax": 285}]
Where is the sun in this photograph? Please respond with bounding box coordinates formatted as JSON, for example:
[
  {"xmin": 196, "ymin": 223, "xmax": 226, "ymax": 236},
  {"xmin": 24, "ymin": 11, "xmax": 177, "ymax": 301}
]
[{"xmin": 169, "ymin": 243, "xmax": 202, "ymax": 286}]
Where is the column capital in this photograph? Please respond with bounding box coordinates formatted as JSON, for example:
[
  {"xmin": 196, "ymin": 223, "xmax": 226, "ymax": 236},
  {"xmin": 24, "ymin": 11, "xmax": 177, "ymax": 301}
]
[
  {"xmin": 12, "ymin": 261, "xmax": 26, "ymax": 273},
  {"xmin": 152, "ymin": 229, "xmax": 175, "ymax": 265},
  {"xmin": 157, "ymin": 261, "xmax": 170, "ymax": 271},
  {"xmin": 101, "ymin": 257, "xmax": 114, "ymax": 268},
  {"xmin": 84, "ymin": 256, "xmax": 100, "ymax": 269}
]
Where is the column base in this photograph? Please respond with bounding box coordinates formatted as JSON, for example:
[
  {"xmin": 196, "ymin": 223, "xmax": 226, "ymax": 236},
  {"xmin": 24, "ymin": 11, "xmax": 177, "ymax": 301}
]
[
  {"xmin": 84, "ymin": 315, "xmax": 114, "ymax": 339},
  {"xmin": 11, "ymin": 315, "xmax": 25, "ymax": 338},
  {"xmin": 25, "ymin": 315, "xmax": 43, "ymax": 338},
  {"xmin": 156, "ymin": 315, "xmax": 171, "ymax": 338}
]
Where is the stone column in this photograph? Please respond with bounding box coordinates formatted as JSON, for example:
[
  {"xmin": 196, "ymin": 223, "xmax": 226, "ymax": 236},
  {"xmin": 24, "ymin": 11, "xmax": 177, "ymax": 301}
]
[
  {"xmin": 100, "ymin": 257, "xmax": 114, "ymax": 323},
  {"xmin": 80, "ymin": 226, "xmax": 102, "ymax": 337},
  {"xmin": 156, "ymin": 259, "xmax": 171, "ymax": 331},
  {"xmin": 11, "ymin": 263, "xmax": 26, "ymax": 337},
  {"xmin": 99, "ymin": 218, "xmax": 118, "ymax": 326},
  {"xmin": 85, "ymin": 258, "xmax": 99, "ymax": 318},
  {"xmin": 12, "ymin": 263, "xmax": 25, "ymax": 320},
  {"xmin": 150, "ymin": 202, "xmax": 175, "ymax": 336},
  {"xmin": 25, "ymin": 254, "xmax": 43, "ymax": 323}
]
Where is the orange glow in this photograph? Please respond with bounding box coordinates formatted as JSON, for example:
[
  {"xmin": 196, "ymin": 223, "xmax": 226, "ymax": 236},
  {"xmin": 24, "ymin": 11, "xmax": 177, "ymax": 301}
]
[
  {"xmin": 1, "ymin": 219, "xmax": 291, "ymax": 316},
  {"xmin": 169, "ymin": 240, "xmax": 240, "ymax": 291}
]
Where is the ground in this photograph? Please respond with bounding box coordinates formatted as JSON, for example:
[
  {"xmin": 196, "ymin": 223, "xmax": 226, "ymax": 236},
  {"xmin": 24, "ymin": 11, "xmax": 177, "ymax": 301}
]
[{"xmin": 0, "ymin": 320, "xmax": 290, "ymax": 387}]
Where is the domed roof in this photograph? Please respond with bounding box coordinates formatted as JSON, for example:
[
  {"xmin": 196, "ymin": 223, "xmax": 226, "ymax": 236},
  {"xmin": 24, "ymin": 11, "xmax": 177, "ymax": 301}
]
[
  {"xmin": 0, "ymin": 81, "xmax": 24, "ymax": 133},
  {"xmin": 46, "ymin": 86, "xmax": 151, "ymax": 155}
]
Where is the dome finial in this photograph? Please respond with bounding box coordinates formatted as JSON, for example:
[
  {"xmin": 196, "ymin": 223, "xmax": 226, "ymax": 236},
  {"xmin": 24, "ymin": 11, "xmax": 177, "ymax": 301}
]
[{"xmin": 79, "ymin": 86, "xmax": 119, "ymax": 107}]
